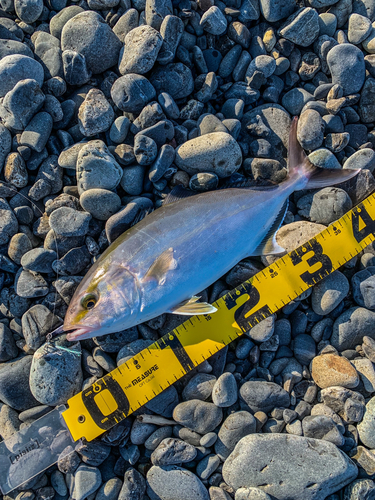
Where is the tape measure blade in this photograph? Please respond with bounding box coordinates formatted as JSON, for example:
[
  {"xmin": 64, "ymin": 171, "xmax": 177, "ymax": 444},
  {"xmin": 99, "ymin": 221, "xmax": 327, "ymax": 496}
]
[{"xmin": 0, "ymin": 406, "xmax": 75, "ymax": 494}]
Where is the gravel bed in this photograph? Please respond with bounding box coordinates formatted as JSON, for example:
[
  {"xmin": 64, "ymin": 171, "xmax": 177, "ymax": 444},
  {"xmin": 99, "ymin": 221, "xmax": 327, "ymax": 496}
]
[{"xmin": 1, "ymin": 0, "xmax": 375, "ymax": 499}]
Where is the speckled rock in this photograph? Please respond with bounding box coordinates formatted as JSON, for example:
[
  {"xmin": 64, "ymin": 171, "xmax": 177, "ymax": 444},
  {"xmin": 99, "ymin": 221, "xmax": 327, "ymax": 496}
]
[{"xmin": 311, "ymin": 352, "xmax": 360, "ymax": 389}]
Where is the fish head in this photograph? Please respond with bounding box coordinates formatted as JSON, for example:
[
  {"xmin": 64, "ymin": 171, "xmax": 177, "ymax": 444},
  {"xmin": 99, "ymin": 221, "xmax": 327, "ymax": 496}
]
[{"xmin": 62, "ymin": 262, "xmax": 141, "ymax": 341}]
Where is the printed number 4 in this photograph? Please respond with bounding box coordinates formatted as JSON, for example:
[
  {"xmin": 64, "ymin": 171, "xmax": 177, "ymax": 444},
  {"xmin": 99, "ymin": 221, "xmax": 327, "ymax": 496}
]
[{"xmin": 352, "ymin": 206, "xmax": 375, "ymax": 243}]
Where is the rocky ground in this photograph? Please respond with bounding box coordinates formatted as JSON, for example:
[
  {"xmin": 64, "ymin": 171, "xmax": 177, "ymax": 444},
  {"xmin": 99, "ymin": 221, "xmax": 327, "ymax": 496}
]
[{"xmin": 2, "ymin": 0, "xmax": 375, "ymax": 499}]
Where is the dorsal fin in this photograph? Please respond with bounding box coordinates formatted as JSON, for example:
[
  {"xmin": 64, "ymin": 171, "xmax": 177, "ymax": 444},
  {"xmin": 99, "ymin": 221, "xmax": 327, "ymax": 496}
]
[
  {"xmin": 252, "ymin": 200, "xmax": 288, "ymax": 256},
  {"xmin": 163, "ymin": 185, "xmax": 197, "ymax": 205}
]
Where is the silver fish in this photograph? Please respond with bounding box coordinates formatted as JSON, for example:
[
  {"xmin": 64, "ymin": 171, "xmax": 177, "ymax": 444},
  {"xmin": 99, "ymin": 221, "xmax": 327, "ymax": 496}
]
[{"xmin": 53, "ymin": 118, "xmax": 359, "ymax": 341}]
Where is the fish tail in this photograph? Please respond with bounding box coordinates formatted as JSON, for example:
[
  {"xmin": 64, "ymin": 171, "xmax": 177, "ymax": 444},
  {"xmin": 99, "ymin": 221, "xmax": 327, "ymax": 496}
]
[{"xmin": 288, "ymin": 116, "xmax": 360, "ymax": 190}]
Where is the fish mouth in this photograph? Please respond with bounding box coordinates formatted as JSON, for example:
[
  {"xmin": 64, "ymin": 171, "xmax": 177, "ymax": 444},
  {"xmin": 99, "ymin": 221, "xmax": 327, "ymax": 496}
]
[{"xmin": 47, "ymin": 324, "xmax": 95, "ymax": 342}]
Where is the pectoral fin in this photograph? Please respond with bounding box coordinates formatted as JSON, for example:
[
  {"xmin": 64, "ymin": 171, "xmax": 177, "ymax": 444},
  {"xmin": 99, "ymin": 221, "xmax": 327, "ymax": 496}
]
[
  {"xmin": 143, "ymin": 247, "xmax": 177, "ymax": 286},
  {"xmin": 169, "ymin": 296, "xmax": 218, "ymax": 315}
]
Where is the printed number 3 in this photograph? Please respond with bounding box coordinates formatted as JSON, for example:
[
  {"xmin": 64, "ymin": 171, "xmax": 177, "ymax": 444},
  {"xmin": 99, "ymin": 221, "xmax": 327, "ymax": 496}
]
[{"xmin": 290, "ymin": 239, "xmax": 333, "ymax": 286}]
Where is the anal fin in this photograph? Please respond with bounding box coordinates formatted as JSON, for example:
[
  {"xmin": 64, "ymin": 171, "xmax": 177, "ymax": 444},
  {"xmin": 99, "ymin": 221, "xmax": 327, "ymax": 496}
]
[
  {"xmin": 252, "ymin": 200, "xmax": 288, "ymax": 256},
  {"xmin": 169, "ymin": 296, "xmax": 218, "ymax": 315}
]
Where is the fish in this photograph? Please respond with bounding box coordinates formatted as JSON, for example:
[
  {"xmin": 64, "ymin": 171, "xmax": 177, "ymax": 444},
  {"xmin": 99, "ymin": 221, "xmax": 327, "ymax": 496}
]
[{"xmin": 51, "ymin": 117, "xmax": 360, "ymax": 342}]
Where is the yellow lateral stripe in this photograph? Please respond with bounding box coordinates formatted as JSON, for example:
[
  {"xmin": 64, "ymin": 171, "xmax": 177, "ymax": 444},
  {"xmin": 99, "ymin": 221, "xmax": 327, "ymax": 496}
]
[{"xmin": 62, "ymin": 192, "xmax": 375, "ymax": 442}]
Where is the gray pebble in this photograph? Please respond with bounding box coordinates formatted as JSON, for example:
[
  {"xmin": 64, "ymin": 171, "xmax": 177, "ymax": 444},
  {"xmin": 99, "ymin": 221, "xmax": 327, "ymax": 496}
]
[
  {"xmin": 281, "ymin": 88, "xmax": 315, "ymax": 115},
  {"xmin": 147, "ymin": 465, "xmax": 209, "ymax": 500},
  {"xmin": 62, "ymin": 50, "xmax": 91, "ymax": 87},
  {"xmin": 235, "ymin": 488, "xmax": 271, "ymax": 500},
  {"xmin": 327, "ymin": 43, "xmax": 365, "ymax": 95},
  {"xmin": 0, "ymin": 355, "xmax": 38, "ymax": 410},
  {"xmin": 297, "ymin": 110, "xmax": 324, "ymax": 150},
  {"xmin": 247, "ymin": 315, "xmax": 275, "ymax": 343},
  {"xmin": 16, "ymin": 269, "xmax": 49, "ymax": 298},
  {"xmin": 151, "ymin": 438, "xmax": 197, "ymax": 466},
  {"xmin": 105, "ymin": 197, "xmax": 153, "ymax": 243},
  {"xmin": 95, "ymin": 478, "xmax": 122, "ymax": 500},
  {"xmin": 49, "ymin": 207, "xmax": 91, "ymax": 237},
  {"xmin": 311, "ymin": 270, "xmax": 350, "ymax": 315},
  {"xmin": 173, "ymin": 400, "xmax": 222, "ymax": 434},
  {"xmin": 182, "ymin": 373, "xmax": 216, "ymax": 401},
  {"xmin": 0, "ymin": 55, "xmax": 44, "ymax": 98},
  {"xmin": 215, "ymin": 411, "xmax": 256, "ymax": 460},
  {"xmin": 240, "ymin": 381, "xmax": 290, "ymax": 413},
  {"xmin": 49, "ymin": 6, "xmax": 84, "ymax": 39},
  {"xmin": 145, "ymin": 0, "xmax": 172, "ymax": 30},
  {"xmin": 175, "ymin": 133, "xmax": 242, "ymax": 178},
  {"xmin": 344, "ymin": 148, "xmax": 375, "ymax": 173},
  {"xmin": 259, "ymin": 0, "xmax": 294, "ymax": 22},
  {"xmin": 80, "ymin": 189, "xmax": 121, "ymax": 221},
  {"xmin": 22, "ymin": 304, "xmax": 60, "ymax": 350},
  {"xmin": 111, "ymin": 74, "xmax": 156, "ymax": 113},
  {"xmin": 150, "ymin": 63, "xmax": 194, "ymax": 100},
  {"xmin": 61, "ymin": 11, "xmax": 122, "ymax": 74},
  {"xmin": 0, "ymin": 125, "xmax": 12, "ymax": 171},
  {"xmin": 120, "ymin": 165, "xmax": 145, "ymax": 196},
  {"xmin": 76, "ymin": 140, "xmax": 122, "ymax": 195},
  {"xmin": 109, "ymin": 117, "xmax": 130, "ymax": 144},
  {"xmin": 120, "ymin": 25, "xmax": 162, "ymax": 75},
  {"xmin": 30, "ymin": 340, "xmax": 82, "ymax": 405},
  {"xmin": 331, "ymin": 307, "xmax": 375, "ymax": 351},
  {"xmin": 308, "ymin": 148, "xmax": 341, "ymax": 169},
  {"xmin": 352, "ymin": 266, "xmax": 375, "ymax": 309},
  {"xmin": 212, "ymin": 372, "xmax": 237, "ymax": 408},
  {"xmin": 196, "ymin": 454, "xmax": 220, "ymax": 480},
  {"xmin": 279, "ymin": 8, "xmax": 319, "ymax": 47},
  {"xmin": 145, "ymin": 426, "xmax": 173, "ymax": 451},
  {"xmin": 134, "ymin": 135, "xmax": 158, "ymax": 166},
  {"xmin": 119, "ymin": 468, "xmax": 145, "ymax": 500},
  {"xmin": 73, "ymin": 465, "xmax": 102, "ymax": 500},
  {"xmin": 298, "ymin": 187, "xmax": 352, "ymax": 224},
  {"xmin": 200, "ymin": 6, "xmax": 227, "ymax": 36},
  {"xmin": 78, "ymin": 89, "xmax": 114, "ymax": 137},
  {"xmin": 348, "ymin": 13, "xmax": 372, "ymax": 44},
  {"xmin": 223, "ymin": 434, "xmax": 357, "ymax": 499},
  {"xmin": 0, "ymin": 323, "xmax": 18, "ymax": 362}
]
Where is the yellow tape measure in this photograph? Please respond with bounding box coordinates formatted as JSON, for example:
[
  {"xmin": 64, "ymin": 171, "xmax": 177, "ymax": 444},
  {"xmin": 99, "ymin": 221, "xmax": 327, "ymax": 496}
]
[{"xmin": 62, "ymin": 192, "xmax": 375, "ymax": 442}]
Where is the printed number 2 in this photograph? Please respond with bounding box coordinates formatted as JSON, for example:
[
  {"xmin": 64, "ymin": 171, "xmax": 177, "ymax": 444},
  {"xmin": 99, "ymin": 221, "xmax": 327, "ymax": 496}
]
[
  {"xmin": 352, "ymin": 206, "xmax": 375, "ymax": 243},
  {"xmin": 223, "ymin": 281, "xmax": 272, "ymax": 332},
  {"xmin": 290, "ymin": 239, "xmax": 333, "ymax": 286}
]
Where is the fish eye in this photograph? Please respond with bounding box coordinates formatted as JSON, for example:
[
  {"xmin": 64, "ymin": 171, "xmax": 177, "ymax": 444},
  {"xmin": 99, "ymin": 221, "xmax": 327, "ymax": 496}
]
[{"xmin": 81, "ymin": 294, "xmax": 97, "ymax": 310}]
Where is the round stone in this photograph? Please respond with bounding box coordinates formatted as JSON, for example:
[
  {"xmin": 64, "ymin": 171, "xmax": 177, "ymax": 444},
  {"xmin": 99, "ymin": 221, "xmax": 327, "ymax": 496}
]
[
  {"xmin": 311, "ymin": 270, "xmax": 350, "ymax": 315},
  {"xmin": 0, "ymin": 54, "xmax": 44, "ymax": 98},
  {"xmin": 15, "ymin": 0, "xmax": 43, "ymax": 23},
  {"xmin": 223, "ymin": 434, "xmax": 357, "ymax": 499},
  {"xmin": 173, "ymin": 400, "xmax": 222, "ymax": 434},
  {"xmin": 78, "ymin": 89, "xmax": 114, "ymax": 137},
  {"xmin": 76, "ymin": 140, "xmax": 123, "ymax": 195},
  {"xmin": 150, "ymin": 63, "xmax": 194, "ymax": 100},
  {"xmin": 61, "ymin": 11, "xmax": 122, "ymax": 74},
  {"xmin": 111, "ymin": 74, "xmax": 156, "ymax": 113},
  {"xmin": 311, "ymin": 352, "xmax": 360, "ymax": 389},
  {"xmin": 80, "ymin": 189, "xmax": 121, "ymax": 221},
  {"xmin": 49, "ymin": 207, "xmax": 91, "ymax": 237},
  {"xmin": 327, "ymin": 43, "xmax": 366, "ymax": 95},
  {"xmin": 119, "ymin": 25, "xmax": 162, "ymax": 75},
  {"xmin": 30, "ymin": 341, "xmax": 83, "ymax": 405},
  {"xmin": 175, "ymin": 132, "xmax": 242, "ymax": 178},
  {"xmin": 240, "ymin": 381, "xmax": 290, "ymax": 413},
  {"xmin": 147, "ymin": 465, "xmax": 209, "ymax": 500}
]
